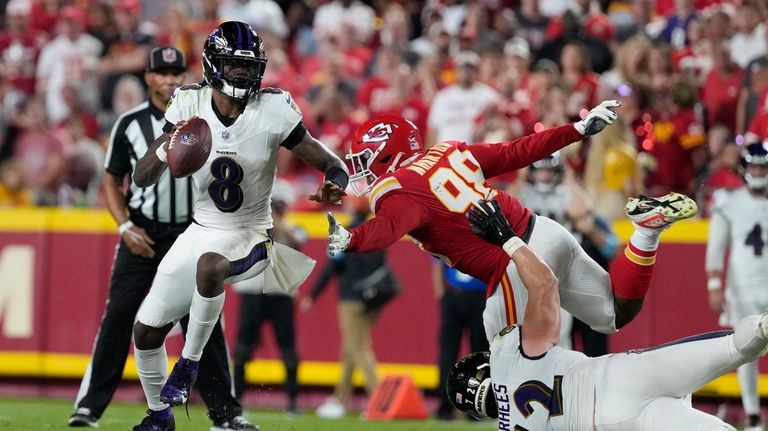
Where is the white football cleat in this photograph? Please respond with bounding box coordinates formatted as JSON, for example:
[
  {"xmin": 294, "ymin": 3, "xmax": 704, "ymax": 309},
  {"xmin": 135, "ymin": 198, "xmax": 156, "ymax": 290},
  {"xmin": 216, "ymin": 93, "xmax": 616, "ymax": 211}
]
[
  {"xmin": 316, "ymin": 397, "xmax": 345, "ymax": 419},
  {"xmin": 625, "ymin": 192, "xmax": 697, "ymax": 230}
]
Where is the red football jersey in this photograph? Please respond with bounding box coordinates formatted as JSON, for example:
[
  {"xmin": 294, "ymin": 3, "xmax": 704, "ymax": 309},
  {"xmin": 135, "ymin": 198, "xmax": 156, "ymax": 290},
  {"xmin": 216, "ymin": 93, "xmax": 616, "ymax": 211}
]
[{"xmin": 346, "ymin": 124, "xmax": 583, "ymax": 293}]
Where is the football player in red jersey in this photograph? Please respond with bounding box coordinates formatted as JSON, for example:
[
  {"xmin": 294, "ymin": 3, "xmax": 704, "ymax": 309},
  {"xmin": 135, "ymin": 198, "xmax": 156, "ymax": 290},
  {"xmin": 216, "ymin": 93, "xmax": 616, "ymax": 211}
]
[{"xmin": 328, "ymin": 101, "xmax": 698, "ymax": 341}]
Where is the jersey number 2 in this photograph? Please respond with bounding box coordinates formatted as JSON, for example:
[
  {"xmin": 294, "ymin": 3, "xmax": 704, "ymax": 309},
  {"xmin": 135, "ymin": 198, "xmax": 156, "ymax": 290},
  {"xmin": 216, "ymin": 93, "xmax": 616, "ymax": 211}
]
[
  {"xmin": 208, "ymin": 157, "xmax": 244, "ymax": 213},
  {"xmin": 745, "ymin": 223, "xmax": 765, "ymax": 256},
  {"xmin": 429, "ymin": 150, "xmax": 493, "ymax": 213},
  {"xmin": 513, "ymin": 376, "xmax": 564, "ymax": 419}
]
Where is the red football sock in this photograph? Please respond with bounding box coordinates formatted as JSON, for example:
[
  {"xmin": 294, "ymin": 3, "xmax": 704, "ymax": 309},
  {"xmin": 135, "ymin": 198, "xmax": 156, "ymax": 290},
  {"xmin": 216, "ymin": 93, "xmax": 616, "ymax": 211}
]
[{"xmin": 609, "ymin": 242, "xmax": 657, "ymax": 300}]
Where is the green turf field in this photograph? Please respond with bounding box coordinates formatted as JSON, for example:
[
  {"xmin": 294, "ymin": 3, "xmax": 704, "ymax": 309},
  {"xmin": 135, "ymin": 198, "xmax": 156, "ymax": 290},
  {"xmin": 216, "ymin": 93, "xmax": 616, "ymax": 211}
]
[{"xmin": 0, "ymin": 397, "xmax": 495, "ymax": 431}]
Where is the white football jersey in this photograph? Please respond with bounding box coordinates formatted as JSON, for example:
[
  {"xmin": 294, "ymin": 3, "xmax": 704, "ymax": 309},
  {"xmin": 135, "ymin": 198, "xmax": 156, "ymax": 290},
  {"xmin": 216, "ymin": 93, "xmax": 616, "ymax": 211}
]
[
  {"xmin": 517, "ymin": 184, "xmax": 572, "ymax": 226},
  {"xmin": 711, "ymin": 187, "xmax": 768, "ymax": 293},
  {"xmin": 490, "ymin": 326, "xmax": 597, "ymax": 431},
  {"xmin": 164, "ymin": 85, "xmax": 302, "ymax": 230}
]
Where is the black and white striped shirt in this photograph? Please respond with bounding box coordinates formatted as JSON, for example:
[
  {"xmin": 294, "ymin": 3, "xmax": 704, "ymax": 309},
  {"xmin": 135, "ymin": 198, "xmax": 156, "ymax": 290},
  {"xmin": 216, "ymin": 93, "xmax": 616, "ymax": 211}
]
[{"xmin": 104, "ymin": 101, "xmax": 193, "ymax": 225}]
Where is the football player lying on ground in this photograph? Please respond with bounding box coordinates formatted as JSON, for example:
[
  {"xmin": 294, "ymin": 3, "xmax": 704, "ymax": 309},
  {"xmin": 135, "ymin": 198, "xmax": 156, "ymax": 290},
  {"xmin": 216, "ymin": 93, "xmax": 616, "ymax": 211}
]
[
  {"xmin": 446, "ymin": 199, "xmax": 767, "ymax": 431},
  {"xmin": 446, "ymin": 201, "xmax": 768, "ymax": 431},
  {"xmin": 327, "ymin": 104, "xmax": 697, "ymax": 344}
]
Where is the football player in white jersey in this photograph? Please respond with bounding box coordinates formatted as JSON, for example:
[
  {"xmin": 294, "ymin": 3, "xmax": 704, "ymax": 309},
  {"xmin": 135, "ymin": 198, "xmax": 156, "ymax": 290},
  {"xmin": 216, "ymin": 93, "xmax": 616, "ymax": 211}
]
[
  {"xmin": 446, "ymin": 200, "xmax": 768, "ymax": 431},
  {"xmin": 516, "ymin": 152, "xmax": 618, "ymax": 353},
  {"xmin": 130, "ymin": 21, "xmax": 347, "ymax": 431},
  {"xmin": 706, "ymin": 141, "xmax": 768, "ymax": 431}
]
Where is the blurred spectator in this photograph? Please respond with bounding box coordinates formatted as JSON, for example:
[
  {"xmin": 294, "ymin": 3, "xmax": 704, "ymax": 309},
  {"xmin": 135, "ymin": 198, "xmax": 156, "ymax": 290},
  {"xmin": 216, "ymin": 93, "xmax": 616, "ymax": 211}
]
[
  {"xmin": 379, "ymin": 3, "xmax": 419, "ymax": 66},
  {"xmin": 647, "ymin": 44, "xmax": 673, "ymax": 95},
  {"xmin": 598, "ymin": 34, "xmax": 651, "ymax": 100},
  {"xmin": 153, "ymin": 3, "xmax": 194, "ymax": 67},
  {"xmin": 433, "ymin": 263, "xmax": 488, "ymax": 421},
  {"xmin": 182, "ymin": 0, "xmax": 222, "ymax": 80},
  {"xmin": 58, "ymin": 117, "xmax": 103, "ymax": 207},
  {"xmin": 309, "ymin": 89, "xmax": 357, "ymax": 159},
  {"xmin": 645, "ymin": 80, "xmax": 706, "ymax": 197},
  {"xmin": 439, "ymin": 0, "xmax": 470, "ymax": 37},
  {"xmin": 473, "ymin": 59, "xmax": 536, "ymax": 144},
  {"xmin": 538, "ymin": 10, "xmax": 613, "ymax": 74},
  {"xmin": 261, "ymin": 46, "xmax": 306, "ymax": 97},
  {"xmin": 540, "ymin": 0, "xmax": 578, "ymax": 18},
  {"xmin": 218, "ymin": 0, "xmax": 288, "ymax": 39},
  {"xmin": 87, "ymin": 1, "xmax": 118, "ymax": 47},
  {"xmin": 301, "ymin": 198, "xmax": 401, "ymax": 420},
  {"xmin": 356, "ymin": 46, "xmax": 408, "ymax": 119},
  {"xmin": 659, "ymin": 0, "xmax": 697, "ymax": 48},
  {"xmin": 672, "ymin": 16, "xmax": 713, "ymax": 84},
  {"xmin": 410, "ymin": 20, "xmax": 451, "ymax": 61},
  {"xmin": 30, "ymin": 0, "xmax": 61, "ymax": 35},
  {"xmin": 313, "ymin": 0, "xmax": 376, "ymax": 46},
  {"xmin": 538, "ymin": 83, "xmax": 572, "ymax": 131},
  {"xmin": 98, "ymin": 0, "xmax": 153, "ymax": 111},
  {"xmin": 233, "ymin": 182, "xmax": 303, "ymax": 417},
  {"xmin": 425, "ymin": 51, "xmax": 499, "ymax": 147},
  {"xmin": 57, "ymin": 84, "xmax": 100, "ymax": 140},
  {"xmin": 12, "ymin": 97, "xmax": 67, "ymax": 205},
  {"xmin": 515, "ymin": 0, "xmax": 550, "ymax": 53},
  {"xmin": 706, "ymin": 8, "xmax": 732, "ymax": 40},
  {"xmin": 728, "ymin": 2, "xmax": 765, "ymax": 68},
  {"xmin": 0, "ymin": 0, "xmax": 48, "ymax": 97},
  {"xmin": 701, "ymin": 130, "xmax": 744, "ymax": 215},
  {"xmin": 736, "ymin": 28, "xmax": 768, "ymax": 135},
  {"xmin": 307, "ymin": 50, "xmax": 357, "ymax": 112},
  {"xmin": 0, "ymin": 160, "xmax": 31, "ymax": 206},
  {"xmin": 35, "ymin": 5, "xmax": 102, "ymax": 124},
  {"xmin": 546, "ymin": 0, "xmax": 615, "ymax": 43},
  {"xmin": 560, "ymin": 41, "xmax": 599, "ymax": 120},
  {"xmin": 584, "ymin": 119, "xmax": 644, "ymax": 221},
  {"xmin": 702, "ymin": 41, "xmax": 743, "ymax": 132},
  {"xmin": 110, "ymin": 75, "xmax": 146, "ymax": 118},
  {"xmin": 355, "ymin": 45, "xmax": 429, "ymax": 132}
]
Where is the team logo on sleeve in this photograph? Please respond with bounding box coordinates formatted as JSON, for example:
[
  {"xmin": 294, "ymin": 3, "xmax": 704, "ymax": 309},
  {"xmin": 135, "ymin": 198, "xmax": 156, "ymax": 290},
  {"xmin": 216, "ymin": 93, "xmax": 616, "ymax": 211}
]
[{"xmin": 286, "ymin": 93, "xmax": 301, "ymax": 114}]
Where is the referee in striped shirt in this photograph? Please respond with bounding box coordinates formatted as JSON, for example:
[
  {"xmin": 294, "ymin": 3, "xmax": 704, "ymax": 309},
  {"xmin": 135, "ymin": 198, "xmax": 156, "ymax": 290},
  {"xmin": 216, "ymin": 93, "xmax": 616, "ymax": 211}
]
[{"xmin": 69, "ymin": 47, "xmax": 255, "ymax": 431}]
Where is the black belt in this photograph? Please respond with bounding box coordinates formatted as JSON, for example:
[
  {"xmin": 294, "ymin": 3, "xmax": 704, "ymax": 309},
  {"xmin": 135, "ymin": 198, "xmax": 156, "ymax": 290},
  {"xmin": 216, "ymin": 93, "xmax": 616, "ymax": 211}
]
[{"xmin": 129, "ymin": 209, "xmax": 189, "ymax": 231}]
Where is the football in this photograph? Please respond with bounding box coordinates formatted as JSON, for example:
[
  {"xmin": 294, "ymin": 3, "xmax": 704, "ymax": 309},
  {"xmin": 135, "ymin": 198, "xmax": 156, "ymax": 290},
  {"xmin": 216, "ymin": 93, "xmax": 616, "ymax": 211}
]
[{"xmin": 167, "ymin": 117, "xmax": 212, "ymax": 178}]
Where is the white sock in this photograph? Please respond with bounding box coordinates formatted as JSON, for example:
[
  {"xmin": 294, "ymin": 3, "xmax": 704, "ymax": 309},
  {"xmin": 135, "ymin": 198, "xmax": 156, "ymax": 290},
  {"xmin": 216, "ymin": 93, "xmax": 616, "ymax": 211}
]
[
  {"xmin": 629, "ymin": 226, "xmax": 660, "ymax": 252},
  {"xmin": 182, "ymin": 290, "xmax": 225, "ymax": 361},
  {"xmin": 135, "ymin": 344, "xmax": 169, "ymax": 411}
]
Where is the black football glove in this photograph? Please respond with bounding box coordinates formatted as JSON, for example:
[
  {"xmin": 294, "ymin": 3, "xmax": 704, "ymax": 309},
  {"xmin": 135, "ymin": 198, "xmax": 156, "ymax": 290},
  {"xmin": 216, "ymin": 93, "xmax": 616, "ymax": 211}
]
[{"xmin": 466, "ymin": 199, "xmax": 518, "ymax": 246}]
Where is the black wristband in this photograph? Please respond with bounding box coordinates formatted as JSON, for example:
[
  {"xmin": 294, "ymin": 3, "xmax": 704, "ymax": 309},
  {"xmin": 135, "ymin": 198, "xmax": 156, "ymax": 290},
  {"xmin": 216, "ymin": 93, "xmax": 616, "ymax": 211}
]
[{"xmin": 325, "ymin": 166, "xmax": 349, "ymax": 190}]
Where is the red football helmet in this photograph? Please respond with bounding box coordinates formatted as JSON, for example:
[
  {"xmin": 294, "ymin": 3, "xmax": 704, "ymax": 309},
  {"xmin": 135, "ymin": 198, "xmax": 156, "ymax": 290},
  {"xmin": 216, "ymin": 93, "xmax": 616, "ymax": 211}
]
[{"xmin": 347, "ymin": 115, "xmax": 424, "ymax": 196}]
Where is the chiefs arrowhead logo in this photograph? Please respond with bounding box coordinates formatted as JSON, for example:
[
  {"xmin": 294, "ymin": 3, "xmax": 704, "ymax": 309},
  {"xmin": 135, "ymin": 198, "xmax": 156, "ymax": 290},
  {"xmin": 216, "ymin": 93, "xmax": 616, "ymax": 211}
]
[{"xmin": 363, "ymin": 122, "xmax": 394, "ymax": 143}]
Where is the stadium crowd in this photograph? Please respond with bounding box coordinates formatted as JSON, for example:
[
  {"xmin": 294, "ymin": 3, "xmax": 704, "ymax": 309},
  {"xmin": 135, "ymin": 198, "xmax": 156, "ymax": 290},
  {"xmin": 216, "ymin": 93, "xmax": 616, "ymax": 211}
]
[{"xmin": 0, "ymin": 0, "xmax": 760, "ymax": 216}]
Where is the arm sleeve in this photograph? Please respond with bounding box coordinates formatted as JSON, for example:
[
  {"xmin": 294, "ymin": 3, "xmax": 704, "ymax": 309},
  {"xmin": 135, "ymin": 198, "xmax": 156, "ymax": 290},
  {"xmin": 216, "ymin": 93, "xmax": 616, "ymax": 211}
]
[
  {"xmin": 467, "ymin": 124, "xmax": 583, "ymax": 179},
  {"xmin": 347, "ymin": 193, "xmax": 429, "ymax": 252},
  {"xmin": 280, "ymin": 122, "xmax": 307, "ymax": 149},
  {"xmin": 705, "ymin": 211, "xmax": 730, "ymax": 272},
  {"xmin": 103, "ymin": 117, "xmax": 132, "ymax": 176}
]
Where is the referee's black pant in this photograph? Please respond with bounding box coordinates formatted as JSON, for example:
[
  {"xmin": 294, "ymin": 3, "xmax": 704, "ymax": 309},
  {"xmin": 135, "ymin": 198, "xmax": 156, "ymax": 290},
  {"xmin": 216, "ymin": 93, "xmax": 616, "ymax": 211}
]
[
  {"xmin": 233, "ymin": 293, "xmax": 299, "ymax": 405},
  {"xmin": 436, "ymin": 286, "xmax": 489, "ymax": 420},
  {"xmin": 75, "ymin": 220, "xmax": 242, "ymax": 421}
]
